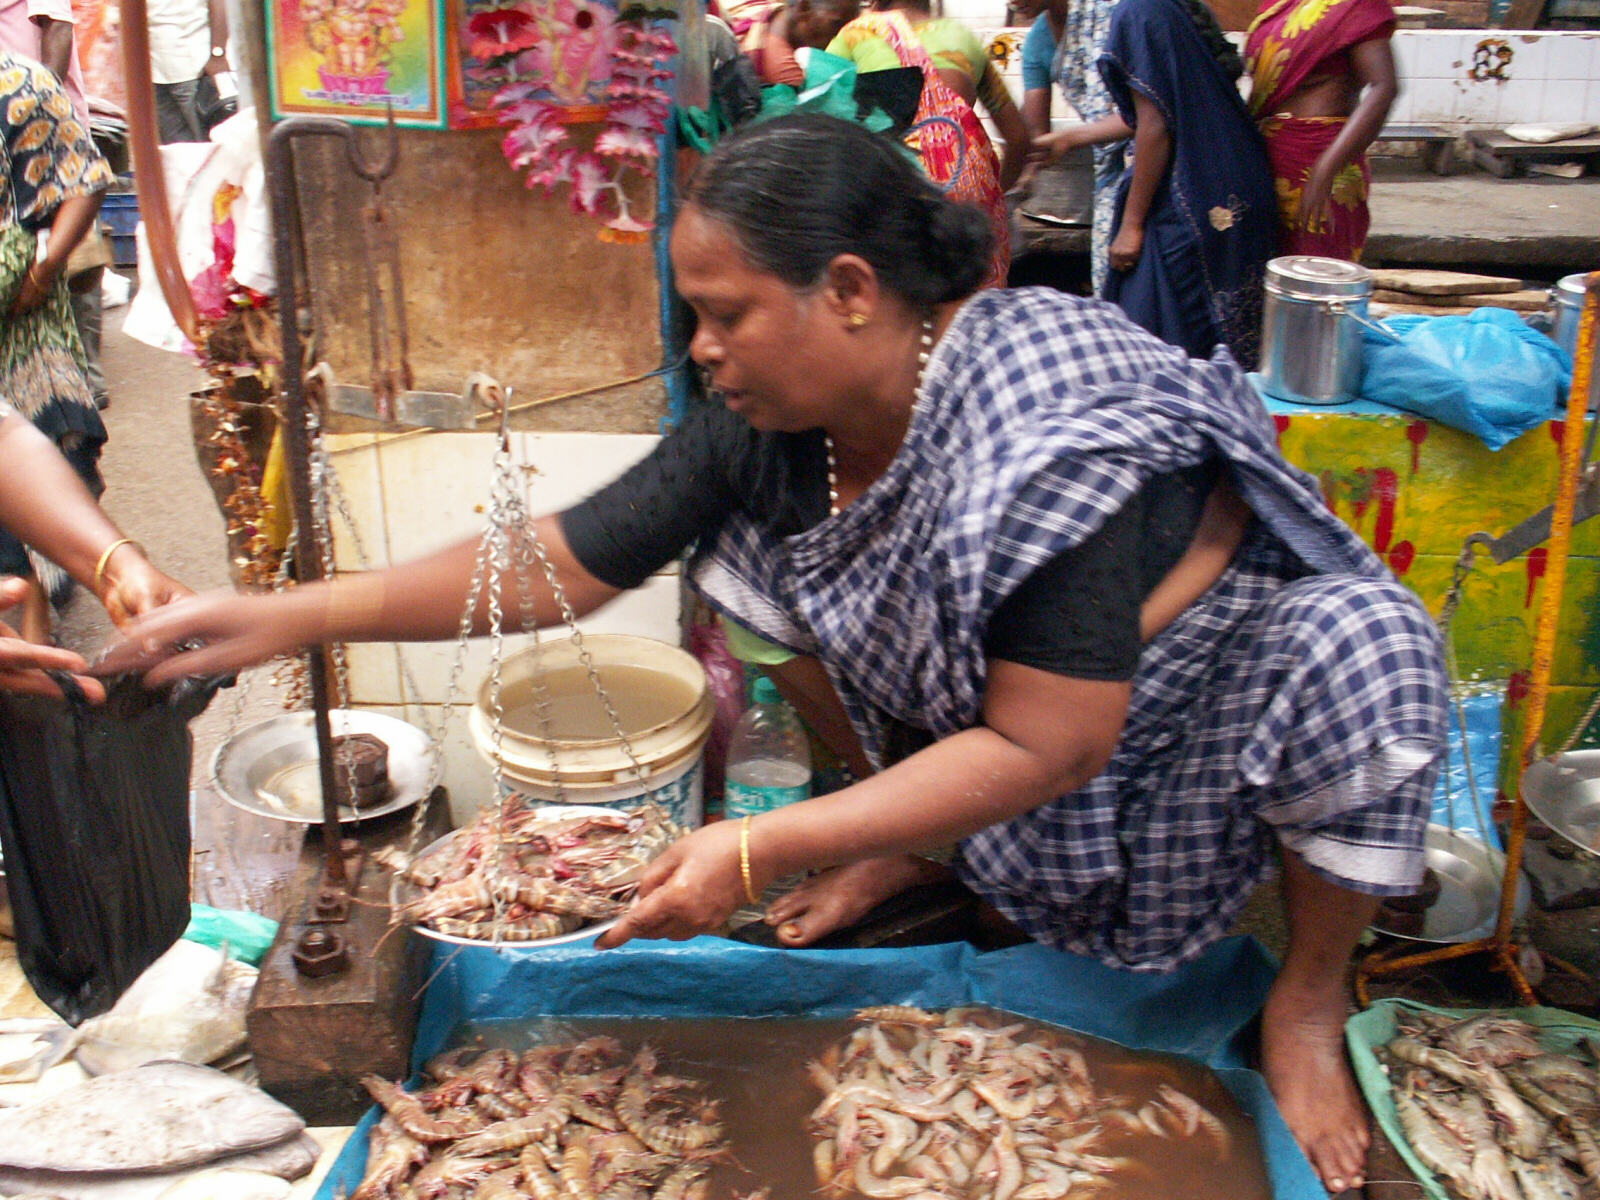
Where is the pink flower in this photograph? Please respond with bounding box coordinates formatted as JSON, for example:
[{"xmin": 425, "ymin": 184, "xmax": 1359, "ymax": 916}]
[
  {"xmin": 502, "ymin": 116, "xmax": 567, "ymax": 169},
  {"xmin": 603, "ymin": 210, "xmax": 655, "ymax": 233},
  {"xmin": 466, "ymin": 7, "xmax": 541, "ymax": 60},
  {"xmin": 523, "ymin": 150, "xmax": 574, "ymax": 193},
  {"xmin": 595, "ymin": 124, "xmax": 656, "ymax": 161},
  {"xmin": 604, "ymin": 98, "xmax": 667, "ymax": 132},
  {"xmin": 566, "ymin": 152, "xmax": 614, "ymax": 217}
]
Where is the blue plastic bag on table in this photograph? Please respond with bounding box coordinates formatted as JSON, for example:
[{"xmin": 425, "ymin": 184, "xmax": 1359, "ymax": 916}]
[
  {"xmin": 316, "ymin": 935, "xmax": 1326, "ymax": 1200},
  {"xmin": 1359, "ymin": 307, "xmax": 1574, "ymax": 449}
]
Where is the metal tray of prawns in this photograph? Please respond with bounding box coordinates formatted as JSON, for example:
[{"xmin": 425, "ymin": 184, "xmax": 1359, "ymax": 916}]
[{"xmin": 390, "ymin": 803, "xmax": 682, "ymax": 948}]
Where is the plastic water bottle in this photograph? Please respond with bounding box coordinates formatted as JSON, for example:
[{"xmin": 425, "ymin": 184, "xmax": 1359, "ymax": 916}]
[{"xmin": 723, "ymin": 676, "xmax": 812, "ymax": 818}]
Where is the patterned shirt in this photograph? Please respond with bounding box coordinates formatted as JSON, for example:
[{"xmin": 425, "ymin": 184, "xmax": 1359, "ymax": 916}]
[
  {"xmin": 691, "ymin": 289, "xmax": 1448, "ymax": 968},
  {"xmin": 0, "ymin": 51, "xmax": 112, "ymax": 231}
]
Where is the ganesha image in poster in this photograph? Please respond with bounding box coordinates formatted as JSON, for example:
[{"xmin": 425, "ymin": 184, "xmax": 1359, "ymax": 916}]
[
  {"xmin": 268, "ymin": 0, "xmax": 443, "ymax": 125},
  {"xmin": 447, "ymin": 0, "xmax": 620, "ymax": 128}
]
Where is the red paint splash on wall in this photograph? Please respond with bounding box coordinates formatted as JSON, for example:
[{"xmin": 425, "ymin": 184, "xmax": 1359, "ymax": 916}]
[
  {"xmin": 1550, "ymin": 420, "xmax": 1565, "ymax": 452},
  {"xmin": 1273, "ymin": 414, "xmax": 1290, "ymax": 449},
  {"xmin": 1406, "ymin": 421, "xmax": 1428, "ymax": 474},
  {"xmin": 1387, "ymin": 540, "xmax": 1415, "ymax": 577},
  {"xmin": 1350, "ymin": 467, "xmax": 1370, "ymax": 522},
  {"xmin": 1506, "ymin": 670, "xmax": 1530, "ymax": 709},
  {"xmin": 1525, "ymin": 546, "xmax": 1547, "ymax": 609},
  {"xmin": 1372, "ymin": 468, "xmax": 1398, "ymax": 554}
]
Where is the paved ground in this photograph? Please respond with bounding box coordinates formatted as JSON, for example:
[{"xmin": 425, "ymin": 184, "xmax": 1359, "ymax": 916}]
[
  {"xmin": 1015, "ymin": 156, "xmax": 1600, "ymax": 280},
  {"xmin": 56, "ymin": 305, "xmax": 290, "ymax": 780},
  {"xmin": 1367, "ymin": 162, "xmax": 1600, "ymax": 275}
]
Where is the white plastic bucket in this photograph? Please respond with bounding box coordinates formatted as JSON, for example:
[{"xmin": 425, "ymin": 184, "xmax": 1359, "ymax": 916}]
[{"xmin": 469, "ymin": 634, "xmax": 712, "ymax": 828}]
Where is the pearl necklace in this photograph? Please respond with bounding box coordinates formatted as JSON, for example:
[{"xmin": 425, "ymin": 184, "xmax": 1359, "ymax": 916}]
[{"xmin": 826, "ymin": 316, "xmax": 936, "ymax": 518}]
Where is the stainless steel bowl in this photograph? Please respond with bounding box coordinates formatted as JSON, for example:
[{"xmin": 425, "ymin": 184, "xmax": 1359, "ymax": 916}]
[{"xmin": 1523, "ymin": 751, "xmax": 1600, "ymax": 857}]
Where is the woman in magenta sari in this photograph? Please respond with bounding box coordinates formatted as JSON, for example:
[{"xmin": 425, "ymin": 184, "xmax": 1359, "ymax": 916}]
[{"xmin": 1245, "ymin": 0, "xmax": 1398, "ymax": 260}]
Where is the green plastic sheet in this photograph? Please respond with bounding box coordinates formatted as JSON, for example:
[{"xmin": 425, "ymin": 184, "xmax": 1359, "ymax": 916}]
[{"xmin": 181, "ymin": 903, "xmax": 278, "ymax": 967}]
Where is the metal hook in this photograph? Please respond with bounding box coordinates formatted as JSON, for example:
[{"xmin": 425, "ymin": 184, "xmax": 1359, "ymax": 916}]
[{"xmin": 344, "ymin": 105, "xmax": 401, "ymax": 188}]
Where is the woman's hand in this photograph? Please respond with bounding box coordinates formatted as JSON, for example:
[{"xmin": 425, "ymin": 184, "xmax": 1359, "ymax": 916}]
[
  {"xmin": 1108, "ymin": 222, "xmax": 1145, "ymax": 272},
  {"xmin": 1295, "ymin": 161, "xmax": 1336, "ymax": 233},
  {"xmin": 9, "ymin": 260, "xmax": 59, "ymax": 316},
  {"xmin": 0, "ymin": 578, "xmax": 103, "ymax": 700},
  {"xmin": 94, "ymin": 587, "xmax": 321, "ymax": 685},
  {"xmin": 97, "ymin": 546, "xmax": 193, "ymax": 630},
  {"xmin": 1033, "ymin": 128, "xmax": 1078, "ymax": 164},
  {"xmin": 593, "ymin": 819, "xmax": 750, "ymax": 948}
]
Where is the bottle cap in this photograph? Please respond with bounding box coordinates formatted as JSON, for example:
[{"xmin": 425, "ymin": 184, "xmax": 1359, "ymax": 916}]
[{"xmin": 751, "ymin": 675, "xmax": 782, "ymax": 705}]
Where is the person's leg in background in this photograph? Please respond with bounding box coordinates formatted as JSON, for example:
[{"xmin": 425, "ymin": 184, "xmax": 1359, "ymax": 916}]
[{"xmin": 154, "ymin": 78, "xmax": 204, "ymax": 142}]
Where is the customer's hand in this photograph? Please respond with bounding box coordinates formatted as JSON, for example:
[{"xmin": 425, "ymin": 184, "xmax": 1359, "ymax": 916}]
[
  {"xmin": 593, "ymin": 820, "xmax": 749, "ymax": 948},
  {"xmin": 1108, "ymin": 223, "xmax": 1144, "ymax": 272},
  {"xmin": 0, "ymin": 578, "xmax": 104, "ymax": 700},
  {"xmin": 8, "ymin": 260, "xmax": 59, "ymax": 316},
  {"xmin": 1033, "ymin": 128, "xmax": 1077, "ymax": 164},
  {"xmin": 98, "ymin": 552, "xmax": 194, "ymax": 630}
]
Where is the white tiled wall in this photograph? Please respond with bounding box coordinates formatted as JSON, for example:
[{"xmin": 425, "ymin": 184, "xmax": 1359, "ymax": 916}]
[
  {"xmin": 971, "ymin": 21, "xmax": 1600, "ymax": 132},
  {"xmin": 1385, "ymin": 30, "xmax": 1600, "ymax": 128},
  {"xmin": 323, "ymin": 430, "xmax": 679, "ymax": 823}
]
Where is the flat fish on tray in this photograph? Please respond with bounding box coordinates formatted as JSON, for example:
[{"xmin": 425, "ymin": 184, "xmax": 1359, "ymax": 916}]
[
  {"xmin": 0, "ymin": 1061, "xmax": 304, "ymax": 1174},
  {"xmin": 0, "ymin": 941, "xmax": 255, "ymax": 1084},
  {"xmin": 0, "ymin": 1135, "xmax": 319, "ymax": 1200}
]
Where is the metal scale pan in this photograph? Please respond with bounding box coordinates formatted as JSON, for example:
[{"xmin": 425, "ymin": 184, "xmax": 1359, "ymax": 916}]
[
  {"xmin": 1524, "ymin": 751, "xmax": 1600, "ymax": 858},
  {"xmin": 210, "ymin": 710, "xmax": 434, "ymax": 824},
  {"xmin": 1380, "ymin": 823, "xmax": 1532, "ymax": 944}
]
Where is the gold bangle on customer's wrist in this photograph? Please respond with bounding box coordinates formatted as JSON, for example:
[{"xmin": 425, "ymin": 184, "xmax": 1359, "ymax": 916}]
[
  {"xmin": 93, "ymin": 537, "xmax": 141, "ymax": 592},
  {"xmin": 739, "ymin": 815, "xmax": 760, "ymax": 905}
]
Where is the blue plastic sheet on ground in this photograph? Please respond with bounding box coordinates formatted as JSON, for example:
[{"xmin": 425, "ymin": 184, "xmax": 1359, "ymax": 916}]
[
  {"xmin": 317, "ymin": 934, "xmax": 1323, "ymax": 1200},
  {"xmin": 1431, "ymin": 691, "xmax": 1504, "ymax": 848},
  {"xmin": 1359, "ymin": 309, "xmax": 1573, "ymax": 450}
]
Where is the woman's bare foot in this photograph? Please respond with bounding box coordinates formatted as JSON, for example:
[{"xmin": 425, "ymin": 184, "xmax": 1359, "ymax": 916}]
[
  {"xmin": 764, "ymin": 855, "xmax": 952, "ymax": 945},
  {"xmin": 1261, "ymin": 978, "xmax": 1370, "ymax": 1194}
]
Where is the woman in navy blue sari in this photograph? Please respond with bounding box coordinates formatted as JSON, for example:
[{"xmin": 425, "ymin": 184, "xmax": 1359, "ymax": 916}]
[{"xmin": 1098, "ymin": 0, "xmax": 1276, "ymax": 370}]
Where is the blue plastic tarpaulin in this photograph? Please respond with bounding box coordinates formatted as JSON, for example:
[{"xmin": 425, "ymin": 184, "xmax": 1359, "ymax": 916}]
[
  {"xmin": 316, "ymin": 934, "xmax": 1324, "ymax": 1199},
  {"xmin": 1431, "ymin": 691, "xmax": 1504, "ymax": 847}
]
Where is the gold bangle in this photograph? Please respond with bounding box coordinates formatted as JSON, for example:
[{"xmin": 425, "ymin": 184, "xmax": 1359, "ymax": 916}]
[
  {"xmin": 738, "ymin": 815, "xmax": 760, "ymax": 905},
  {"xmin": 93, "ymin": 537, "xmax": 140, "ymax": 592}
]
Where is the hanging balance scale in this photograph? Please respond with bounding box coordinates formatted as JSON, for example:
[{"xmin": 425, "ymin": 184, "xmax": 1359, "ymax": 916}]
[{"xmin": 241, "ymin": 113, "xmax": 660, "ymax": 1122}]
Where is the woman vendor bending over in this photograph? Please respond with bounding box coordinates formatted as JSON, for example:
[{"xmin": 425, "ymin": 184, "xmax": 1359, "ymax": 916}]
[{"xmin": 106, "ymin": 115, "xmax": 1448, "ymax": 1195}]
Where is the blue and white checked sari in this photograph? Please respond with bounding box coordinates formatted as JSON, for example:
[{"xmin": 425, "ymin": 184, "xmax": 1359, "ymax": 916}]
[{"xmin": 691, "ymin": 289, "xmax": 1448, "ymax": 970}]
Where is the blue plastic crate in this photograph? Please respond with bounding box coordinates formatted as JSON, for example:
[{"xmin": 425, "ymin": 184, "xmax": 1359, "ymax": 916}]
[
  {"xmin": 101, "ymin": 192, "xmax": 139, "ymax": 265},
  {"xmin": 100, "ymin": 192, "xmax": 138, "ymax": 235}
]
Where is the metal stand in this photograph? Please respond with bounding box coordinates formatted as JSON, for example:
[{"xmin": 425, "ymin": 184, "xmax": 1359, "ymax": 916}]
[
  {"xmin": 1356, "ymin": 272, "xmax": 1600, "ymax": 1008},
  {"xmin": 265, "ymin": 114, "xmax": 404, "ymax": 977}
]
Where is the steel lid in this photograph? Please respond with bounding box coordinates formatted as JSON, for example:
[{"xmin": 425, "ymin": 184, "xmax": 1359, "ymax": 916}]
[
  {"xmin": 1265, "ymin": 255, "xmax": 1373, "ymax": 300},
  {"xmin": 1557, "ymin": 272, "xmax": 1589, "ymax": 303}
]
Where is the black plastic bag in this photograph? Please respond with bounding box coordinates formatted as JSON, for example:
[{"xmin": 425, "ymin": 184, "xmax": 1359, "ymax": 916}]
[{"xmin": 0, "ymin": 671, "xmax": 221, "ymax": 1024}]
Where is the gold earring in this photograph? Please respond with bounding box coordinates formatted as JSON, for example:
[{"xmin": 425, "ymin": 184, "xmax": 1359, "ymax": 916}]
[{"xmin": 847, "ymin": 312, "xmax": 868, "ymax": 329}]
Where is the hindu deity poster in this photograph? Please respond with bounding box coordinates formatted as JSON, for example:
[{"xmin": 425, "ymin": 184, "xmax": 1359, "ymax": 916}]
[
  {"xmin": 445, "ymin": 0, "xmax": 623, "ymax": 129},
  {"xmin": 268, "ymin": 0, "xmax": 445, "ymax": 126}
]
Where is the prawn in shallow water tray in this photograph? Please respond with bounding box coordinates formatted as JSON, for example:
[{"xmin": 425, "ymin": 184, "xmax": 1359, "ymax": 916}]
[{"xmin": 341, "ymin": 1007, "xmax": 1271, "ymax": 1200}]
